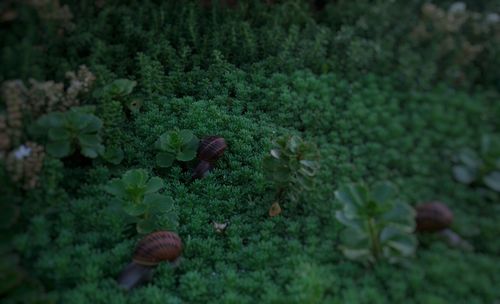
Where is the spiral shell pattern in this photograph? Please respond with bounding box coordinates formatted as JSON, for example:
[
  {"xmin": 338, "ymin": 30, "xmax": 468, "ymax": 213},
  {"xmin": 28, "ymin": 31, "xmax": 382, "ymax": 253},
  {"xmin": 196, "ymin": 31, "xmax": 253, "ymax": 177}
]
[
  {"xmin": 415, "ymin": 202, "xmax": 454, "ymax": 233},
  {"xmin": 198, "ymin": 136, "xmax": 227, "ymax": 162},
  {"xmin": 133, "ymin": 231, "xmax": 183, "ymax": 266}
]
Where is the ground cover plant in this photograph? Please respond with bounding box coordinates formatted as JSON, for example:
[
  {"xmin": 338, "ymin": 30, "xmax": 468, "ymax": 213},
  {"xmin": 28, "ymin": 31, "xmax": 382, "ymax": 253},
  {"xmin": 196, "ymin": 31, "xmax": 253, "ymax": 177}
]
[{"xmin": 1, "ymin": 0, "xmax": 500, "ymax": 303}]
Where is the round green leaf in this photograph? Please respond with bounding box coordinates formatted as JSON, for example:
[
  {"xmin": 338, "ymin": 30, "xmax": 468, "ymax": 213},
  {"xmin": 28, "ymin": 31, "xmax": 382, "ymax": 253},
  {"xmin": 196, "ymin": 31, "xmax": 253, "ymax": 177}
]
[
  {"xmin": 452, "ymin": 165, "xmax": 476, "ymax": 184},
  {"xmin": 483, "ymin": 171, "xmax": 500, "ymax": 192},
  {"xmin": 145, "ymin": 177, "xmax": 164, "ymax": 194},
  {"xmin": 176, "ymin": 149, "xmax": 196, "ymax": 162},
  {"xmin": 46, "ymin": 140, "xmax": 71, "ymax": 158},
  {"xmin": 156, "ymin": 152, "xmax": 175, "ymax": 167}
]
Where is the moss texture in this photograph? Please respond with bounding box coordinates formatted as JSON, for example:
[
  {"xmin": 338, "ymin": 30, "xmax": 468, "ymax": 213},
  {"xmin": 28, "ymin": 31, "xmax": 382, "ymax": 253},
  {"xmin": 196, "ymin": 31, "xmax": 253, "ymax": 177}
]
[{"xmin": 1, "ymin": 0, "xmax": 500, "ymax": 303}]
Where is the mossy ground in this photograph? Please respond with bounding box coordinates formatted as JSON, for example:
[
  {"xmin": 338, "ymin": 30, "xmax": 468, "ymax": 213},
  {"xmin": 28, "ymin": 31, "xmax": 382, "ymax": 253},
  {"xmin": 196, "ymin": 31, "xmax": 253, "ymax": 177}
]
[{"xmin": 1, "ymin": 1, "xmax": 500, "ymax": 303}]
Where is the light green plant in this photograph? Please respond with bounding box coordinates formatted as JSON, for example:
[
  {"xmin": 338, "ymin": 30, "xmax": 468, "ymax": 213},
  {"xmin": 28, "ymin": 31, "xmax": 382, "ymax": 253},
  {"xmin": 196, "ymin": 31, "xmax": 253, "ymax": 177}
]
[
  {"xmin": 335, "ymin": 182, "xmax": 417, "ymax": 264},
  {"xmin": 262, "ymin": 135, "xmax": 320, "ymax": 208},
  {"xmin": 32, "ymin": 107, "xmax": 104, "ymax": 158},
  {"xmin": 94, "ymin": 79, "xmax": 137, "ymax": 100},
  {"xmin": 453, "ymin": 134, "xmax": 500, "ymax": 192},
  {"xmin": 105, "ymin": 169, "xmax": 176, "ymax": 234},
  {"xmin": 155, "ymin": 129, "xmax": 199, "ymax": 168}
]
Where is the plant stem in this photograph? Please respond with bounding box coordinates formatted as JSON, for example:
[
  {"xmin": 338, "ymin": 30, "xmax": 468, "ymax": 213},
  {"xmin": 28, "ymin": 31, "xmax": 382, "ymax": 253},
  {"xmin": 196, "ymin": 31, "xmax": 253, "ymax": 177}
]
[{"xmin": 367, "ymin": 218, "xmax": 381, "ymax": 261}]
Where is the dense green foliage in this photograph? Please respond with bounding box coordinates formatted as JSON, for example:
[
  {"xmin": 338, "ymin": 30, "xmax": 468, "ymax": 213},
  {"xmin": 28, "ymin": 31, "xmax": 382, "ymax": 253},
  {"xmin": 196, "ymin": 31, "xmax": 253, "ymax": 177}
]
[
  {"xmin": 1, "ymin": 0, "xmax": 500, "ymax": 303},
  {"xmin": 335, "ymin": 182, "xmax": 417, "ymax": 264},
  {"xmin": 105, "ymin": 169, "xmax": 177, "ymax": 234},
  {"xmin": 32, "ymin": 107, "xmax": 104, "ymax": 158}
]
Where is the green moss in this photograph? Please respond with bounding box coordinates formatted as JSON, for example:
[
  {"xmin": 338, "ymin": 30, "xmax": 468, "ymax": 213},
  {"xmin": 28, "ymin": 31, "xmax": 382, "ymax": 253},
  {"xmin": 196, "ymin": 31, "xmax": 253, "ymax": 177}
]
[{"xmin": 1, "ymin": 0, "xmax": 500, "ymax": 303}]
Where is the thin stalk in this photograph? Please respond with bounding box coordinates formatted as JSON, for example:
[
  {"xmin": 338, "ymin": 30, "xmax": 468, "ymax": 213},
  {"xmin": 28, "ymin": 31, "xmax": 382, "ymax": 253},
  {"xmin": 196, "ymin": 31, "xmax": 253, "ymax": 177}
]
[{"xmin": 367, "ymin": 218, "xmax": 381, "ymax": 261}]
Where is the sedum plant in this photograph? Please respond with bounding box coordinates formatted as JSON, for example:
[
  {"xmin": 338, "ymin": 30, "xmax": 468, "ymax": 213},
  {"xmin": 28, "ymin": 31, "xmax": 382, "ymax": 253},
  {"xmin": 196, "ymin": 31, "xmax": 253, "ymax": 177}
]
[
  {"xmin": 32, "ymin": 107, "xmax": 104, "ymax": 158},
  {"xmin": 335, "ymin": 182, "xmax": 417, "ymax": 264},
  {"xmin": 105, "ymin": 169, "xmax": 176, "ymax": 234},
  {"xmin": 452, "ymin": 134, "xmax": 500, "ymax": 192},
  {"xmin": 94, "ymin": 79, "xmax": 137, "ymax": 100},
  {"xmin": 262, "ymin": 135, "xmax": 320, "ymax": 215},
  {"xmin": 155, "ymin": 129, "xmax": 199, "ymax": 168}
]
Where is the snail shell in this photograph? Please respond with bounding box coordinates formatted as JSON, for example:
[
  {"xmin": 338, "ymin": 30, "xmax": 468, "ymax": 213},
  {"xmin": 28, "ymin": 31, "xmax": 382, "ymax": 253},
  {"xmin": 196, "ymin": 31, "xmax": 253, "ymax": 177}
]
[
  {"xmin": 133, "ymin": 231, "xmax": 183, "ymax": 266},
  {"xmin": 197, "ymin": 136, "xmax": 227, "ymax": 163},
  {"xmin": 191, "ymin": 160, "xmax": 213, "ymax": 180},
  {"xmin": 415, "ymin": 202, "xmax": 453, "ymax": 233}
]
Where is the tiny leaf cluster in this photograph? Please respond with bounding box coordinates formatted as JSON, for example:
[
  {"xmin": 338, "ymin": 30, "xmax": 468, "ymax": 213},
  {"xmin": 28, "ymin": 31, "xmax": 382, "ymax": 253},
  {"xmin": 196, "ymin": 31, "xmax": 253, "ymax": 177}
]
[
  {"xmin": 32, "ymin": 107, "xmax": 104, "ymax": 158},
  {"xmin": 105, "ymin": 169, "xmax": 176, "ymax": 234},
  {"xmin": 155, "ymin": 130, "xmax": 199, "ymax": 168},
  {"xmin": 335, "ymin": 182, "xmax": 417, "ymax": 264},
  {"xmin": 262, "ymin": 135, "xmax": 320, "ymax": 204},
  {"xmin": 453, "ymin": 134, "xmax": 500, "ymax": 192}
]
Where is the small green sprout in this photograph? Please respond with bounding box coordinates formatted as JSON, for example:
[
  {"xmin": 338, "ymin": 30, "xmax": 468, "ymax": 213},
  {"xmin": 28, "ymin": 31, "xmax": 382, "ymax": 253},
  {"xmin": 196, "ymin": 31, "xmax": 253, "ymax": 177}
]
[
  {"xmin": 155, "ymin": 129, "xmax": 199, "ymax": 168},
  {"xmin": 262, "ymin": 135, "xmax": 320, "ymax": 214},
  {"xmin": 94, "ymin": 79, "xmax": 137, "ymax": 99},
  {"xmin": 452, "ymin": 134, "xmax": 500, "ymax": 192},
  {"xmin": 335, "ymin": 182, "xmax": 417, "ymax": 264},
  {"xmin": 32, "ymin": 107, "xmax": 104, "ymax": 158},
  {"xmin": 105, "ymin": 169, "xmax": 176, "ymax": 234},
  {"xmin": 101, "ymin": 146, "xmax": 124, "ymax": 165}
]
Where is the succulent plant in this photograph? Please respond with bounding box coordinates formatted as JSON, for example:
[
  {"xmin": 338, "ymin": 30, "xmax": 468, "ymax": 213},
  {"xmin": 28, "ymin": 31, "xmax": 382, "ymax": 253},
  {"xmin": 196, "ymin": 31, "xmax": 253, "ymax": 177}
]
[
  {"xmin": 155, "ymin": 130, "xmax": 199, "ymax": 168},
  {"xmin": 452, "ymin": 134, "xmax": 500, "ymax": 192},
  {"xmin": 335, "ymin": 182, "xmax": 417, "ymax": 264},
  {"xmin": 94, "ymin": 79, "xmax": 137, "ymax": 99},
  {"xmin": 32, "ymin": 107, "xmax": 104, "ymax": 159},
  {"xmin": 262, "ymin": 135, "xmax": 320, "ymax": 213},
  {"xmin": 105, "ymin": 169, "xmax": 176, "ymax": 234},
  {"xmin": 101, "ymin": 146, "xmax": 124, "ymax": 165}
]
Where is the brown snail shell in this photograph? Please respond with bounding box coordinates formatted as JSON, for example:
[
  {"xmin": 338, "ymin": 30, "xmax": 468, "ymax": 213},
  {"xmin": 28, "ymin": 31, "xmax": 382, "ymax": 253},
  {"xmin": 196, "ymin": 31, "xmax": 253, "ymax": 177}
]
[
  {"xmin": 191, "ymin": 160, "xmax": 213, "ymax": 180},
  {"xmin": 415, "ymin": 202, "xmax": 453, "ymax": 233},
  {"xmin": 117, "ymin": 231, "xmax": 183, "ymax": 290},
  {"xmin": 133, "ymin": 231, "xmax": 183, "ymax": 266},
  {"xmin": 197, "ymin": 136, "xmax": 227, "ymax": 163}
]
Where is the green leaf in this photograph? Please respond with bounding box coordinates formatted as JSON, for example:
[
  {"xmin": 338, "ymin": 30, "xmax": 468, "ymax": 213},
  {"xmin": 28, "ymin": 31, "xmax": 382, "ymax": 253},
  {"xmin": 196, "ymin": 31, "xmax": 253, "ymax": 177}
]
[
  {"xmin": 458, "ymin": 148, "xmax": 481, "ymax": 169},
  {"xmin": 179, "ymin": 129, "xmax": 195, "ymax": 143},
  {"xmin": 335, "ymin": 211, "xmax": 361, "ymax": 229},
  {"xmin": 104, "ymin": 179, "xmax": 126, "ymax": 198},
  {"xmin": 371, "ymin": 181, "xmax": 396, "ymax": 204},
  {"xmin": 112, "ymin": 79, "xmax": 137, "ymax": 96},
  {"xmin": 123, "ymin": 202, "xmax": 147, "ymax": 216},
  {"xmin": 48, "ymin": 128, "xmax": 70, "ymax": 141},
  {"xmin": 78, "ymin": 134, "xmax": 100, "ymax": 147},
  {"xmin": 382, "ymin": 203, "xmax": 415, "ymax": 232},
  {"xmin": 340, "ymin": 246, "xmax": 371, "ymax": 261},
  {"xmin": 145, "ymin": 177, "xmax": 164, "ymax": 194},
  {"xmin": 156, "ymin": 152, "xmax": 175, "ymax": 167},
  {"xmin": 176, "ymin": 149, "xmax": 197, "ymax": 161},
  {"xmin": 483, "ymin": 171, "xmax": 500, "ymax": 192},
  {"xmin": 101, "ymin": 146, "xmax": 124, "ymax": 165},
  {"xmin": 80, "ymin": 145, "xmax": 102, "ymax": 158},
  {"xmin": 137, "ymin": 218, "xmax": 156, "ymax": 234},
  {"xmin": 46, "ymin": 140, "xmax": 71, "ymax": 158},
  {"xmin": 270, "ymin": 149, "xmax": 281, "ymax": 159},
  {"xmin": 452, "ymin": 165, "xmax": 476, "ymax": 184},
  {"xmin": 145, "ymin": 193, "xmax": 174, "ymax": 213},
  {"xmin": 122, "ymin": 169, "xmax": 148, "ymax": 188},
  {"xmin": 81, "ymin": 116, "xmax": 103, "ymax": 133}
]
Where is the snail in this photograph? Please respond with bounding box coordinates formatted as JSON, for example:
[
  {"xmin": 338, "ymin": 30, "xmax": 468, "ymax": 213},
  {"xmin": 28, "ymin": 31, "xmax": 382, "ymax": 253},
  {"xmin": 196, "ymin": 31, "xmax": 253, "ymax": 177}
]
[
  {"xmin": 191, "ymin": 136, "xmax": 227, "ymax": 180},
  {"xmin": 415, "ymin": 202, "xmax": 473, "ymax": 251},
  {"xmin": 117, "ymin": 231, "xmax": 183, "ymax": 290},
  {"xmin": 415, "ymin": 202, "xmax": 453, "ymax": 233}
]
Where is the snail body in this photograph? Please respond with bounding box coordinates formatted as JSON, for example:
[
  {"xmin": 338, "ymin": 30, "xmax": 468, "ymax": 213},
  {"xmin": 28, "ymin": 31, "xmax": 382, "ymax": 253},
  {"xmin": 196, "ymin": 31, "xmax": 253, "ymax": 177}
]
[
  {"xmin": 415, "ymin": 202, "xmax": 454, "ymax": 233},
  {"xmin": 117, "ymin": 231, "xmax": 183, "ymax": 290},
  {"xmin": 192, "ymin": 136, "xmax": 227, "ymax": 179}
]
